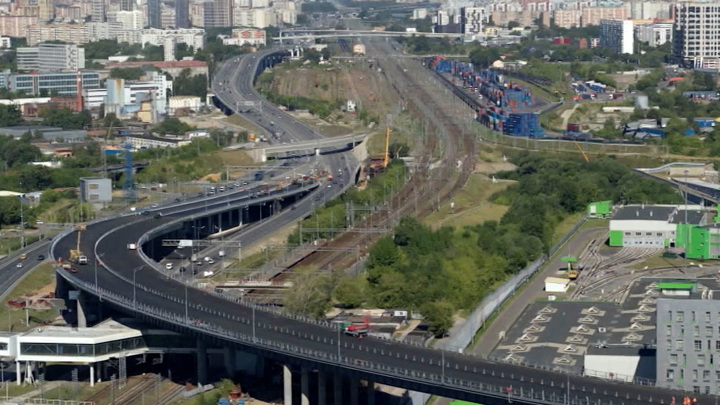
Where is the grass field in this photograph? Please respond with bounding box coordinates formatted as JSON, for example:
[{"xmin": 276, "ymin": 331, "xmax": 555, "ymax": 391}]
[
  {"xmin": 224, "ymin": 114, "xmax": 262, "ymax": 134},
  {"xmin": 0, "ymin": 262, "xmax": 59, "ymax": 333},
  {"xmin": 551, "ymin": 213, "xmax": 585, "ymax": 245},
  {"xmin": 423, "ymin": 173, "xmax": 512, "ymax": 229}
]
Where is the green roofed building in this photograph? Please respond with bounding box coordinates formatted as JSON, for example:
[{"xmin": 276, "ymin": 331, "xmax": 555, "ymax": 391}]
[
  {"xmin": 608, "ymin": 204, "xmax": 708, "ymax": 248},
  {"xmin": 587, "ymin": 201, "xmax": 612, "ymax": 218}
]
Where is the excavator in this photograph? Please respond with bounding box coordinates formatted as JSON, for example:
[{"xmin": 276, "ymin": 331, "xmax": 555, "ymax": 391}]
[
  {"xmin": 562, "ymin": 256, "xmax": 580, "ymax": 280},
  {"xmin": 68, "ymin": 223, "xmax": 88, "ymax": 265}
]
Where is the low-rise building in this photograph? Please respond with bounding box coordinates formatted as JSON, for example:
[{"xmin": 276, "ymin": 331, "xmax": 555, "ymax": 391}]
[
  {"xmin": 220, "ymin": 28, "xmax": 266, "ymax": 47},
  {"xmin": 126, "ymin": 134, "xmax": 190, "ymax": 149},
  {"xmin": 609, "ymin": 204, "xmax": 707, "ymax": 248},
  {"xmin": 17, "ymin": 43, "xmax": 85, "ymax": 72},
  {"xmin": 104, "ymin": 60, "xmax": 208, "ymax": 79},
  {"xmin": 79, "ymin": 177, "xmax": 112, "ymax": 203},
  {"xmin": 168, "ymin": 95, "xmax": 201, "ymax": 115}
]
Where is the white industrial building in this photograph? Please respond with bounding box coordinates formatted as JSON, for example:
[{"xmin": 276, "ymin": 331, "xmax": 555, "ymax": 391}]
[
  {"xmin": 412, "ymin": 8, "xmax": 427, "ymax": 20},
  {"xmin": 608, "ymin": 204, "xmax": 707, "ymax": 248},
  {"xmin": 584, "ymin": 346, "xmax": 655, "ymax": 383},
  {"xmin": 545, "ymin": 277, "xmax": 570, "ymax": 293},
  {"xmin": 600, "ymin": 19, "xmax": 634, "ymax": 54},
  {"xmin": 104, "ymin": 72, "xmax": 173, "ymax": 118},
  {"xmin": 168, "ymin": 95, "xmax": 202, "ymax": 115},
  {"xmin": 83, "ymin": 88, "xmax": 107, "ymax": 109}
]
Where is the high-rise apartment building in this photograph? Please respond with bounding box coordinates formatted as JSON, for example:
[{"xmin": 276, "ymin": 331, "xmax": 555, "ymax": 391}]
[
  {"xmin": 119, "ymin": 0, "xmax": 134, "ymax": 11},
  {"xmin": 116, "ymin": 9, "xmax": 143, "ymax": 30},
  {"xmin": 38, "ymin": 0, "xmax": 54, "ymax": 22},
  {"xmin": 147, "ymin": 0, "xmax": 161, "ymax": 27},
  {"xmin": 462, "ymin": 7, "xmax": 486, "ymax": 35},
  {"xmin": 582, "ymin": 6, "xmax": 627, "ymax": 27},
  {"xmin": 203, "ymin": 0, "xmax": 231, "ymax": 27},
  {"xmin": 175, "ymin": 0, "xmax": 189, "ymax": 28},
  {"xmin": 160, "ymin": 3, "xmax": 176, "ymax": 28},
  {"xmin": 91, "ymin": 0, "xmax": 105, "ymax": 21},
  {"xmin": 636, "ymin": 22, "xmax": 673, "ymax": 47},
  {"xmin": 674, "ymin": 3, "xmax": 720, "ymax": 69},
  {"xmin": 27, "ymin": 24, "xmax": 88, "ymax": 45},
  {"xmin": 600, "ymin": 19, "xmax": 634, "ymax": 54},
  {"xmin": 0, "ymin": 15, "xmax": 38, "ymax": 37}
]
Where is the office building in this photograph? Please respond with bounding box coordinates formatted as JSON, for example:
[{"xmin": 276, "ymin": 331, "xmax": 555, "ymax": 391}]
[
  {"xmin": 119, "ymin": 0, "xmax": 134, "ymax": 11},
  {"xmin": 462, "ymin": 7, "xmax": 486, "ymax": 34},
  {"xmin": 116, "ymin": 10, "xmax": 143, "ymax": 30},
  {"xmin": 0, "ymin": 70, "xmax": 100, "ymax": 96},
  {"xmin": 656, "ymin": 281, "xmax": 720, "ymax": 395},
  {"xmin": 635, "ymin": 22, "xmax": 673, "ymax": 47},
  {"xmin": 17, "ymin": 43, "xmax": 85, "ymax": 72},
  {"xmin": 79, "ymin": 178, "xmax": 112, "ymax": 203},
  {"xmin": 203, "ymin": 0, "xmax": 231, "ymax": 28},
  {"xmin": 674, "ymin": 3, "xmax": 720, "ymax": 69},
  {"xmin": 600, "ymin": 19, "xmax": 635, "ymax": 54},
  {"xmin": 582, "ymin": 6, "xmax": 627, "ymax": 27}
]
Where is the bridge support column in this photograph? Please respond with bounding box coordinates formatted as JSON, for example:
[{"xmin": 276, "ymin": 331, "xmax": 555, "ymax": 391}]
[
  {"xmin": 333, "ymin": 373, "xmax": 342, "ymax": 405},
  {"xmin": 90, "ymin": 362, "xmax": 95, "ymax": 387},
  {"xmin": 350, "ymin": 379, "xmax": 359, "ymax": 405},
  {"xmin": 318, "ymin": 370, "xmax": 327, "ymax": 405},
  {"xmin": 283, "ymin": 365, "xmax": 292, "ymax": 405},
  {"xmin": 301, "ymin": 367, "xmax": 309, "ymax": 405},
  {"xmin": 15, "ymin": 361, "xmax": 19, "ymax": 385},
  {"xmin": 76, "ymin": 291, "xmax": 87, "ymax": 328},
  {"xmin": 223, "ymin": 347, "xmax": 236, "ymax": 377},
  {"xmin": 196, "ymin": 339, "xmax": 208, "ymax": 386},
  {"xmin": 366, "ymin": 379, "xmax": 374, "ymax": 405}
]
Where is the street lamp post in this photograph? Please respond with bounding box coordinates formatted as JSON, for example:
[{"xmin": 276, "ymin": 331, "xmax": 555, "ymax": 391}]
[
  {"xmin": 94, "ymin": 253, "xmax": 105, "ymax": 295},
  {"xmin": 184, "ymin": 284, "xmax": 188, "ymax": 324},
  {"xmin": 685, "ymin": 169, "xmax": 689, "ymax": 262},
  {"xmin": 252, "ymin": 305, "xmax": 256, "ymax": 342}
]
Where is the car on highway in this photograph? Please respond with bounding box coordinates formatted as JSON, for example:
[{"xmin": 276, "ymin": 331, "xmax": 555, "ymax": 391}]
[
  {"xmin": 37, "ymin": 255, "xmax": 45, "ymax": 261},
  {"xmin": 165, "ymin": 263, "xmax": 173, "ymax": 270},
  {"xmin": 20, "ymin": 254, "xmax": 26, "ymax": 260},
  {"xmin": 151, "ymin": 203, "xmax": 159, "ymax": 208},
  {"xmin": 207, "ymin": 259, "xmax": 215, "ymax": 264},
  {"xmin": 16, "ymin": 263, "xmax": 22, "ymax": 268},
  {"xmin": 327, "ymin": 184, "xmax": 332, "ymax": 188}
]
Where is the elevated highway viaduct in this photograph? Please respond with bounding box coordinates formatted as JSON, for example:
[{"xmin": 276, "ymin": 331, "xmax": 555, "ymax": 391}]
[{"xmin": 47, "ymin": 49, "xmax": 704, "ymax": 405}]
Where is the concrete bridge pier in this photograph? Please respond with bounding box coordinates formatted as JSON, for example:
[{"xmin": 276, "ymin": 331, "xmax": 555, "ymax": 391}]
[
  {"xmin": 223, "ymin": 347, "xmax": 236, "ymax": 377},
  {"xmin": 77, "ymin": 291, "xmax": 88, "ymax": 328},
  {"xmin": 196, "ymin": 339, "xmax": 208, "ymax": 385},
  {"xmin": 283, "ymin": 364, "xmax": 292, "ymax": 405},
  {"xmin": 333, "ymin": 374, "xmax": 342, "ymax": 405},
  {"xmin": 317, "ymin": 370, "xmax": 327, "ymax": 405},
  {"xmin": 300, "ymin": 367, "xmax": 310, "ymax": 405},
  {"xmin": 366, "ymin": 378, "xmax": 375, "ymax": 405},
  {"xmin": 350, "ymin": 378, "xmax": 359, "ymax": 405}
]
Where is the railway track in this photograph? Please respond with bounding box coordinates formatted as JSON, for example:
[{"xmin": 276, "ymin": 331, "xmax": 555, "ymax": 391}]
[{"xmin": 246, "ymin": 40, "xmax": 477, "ymax": 300}]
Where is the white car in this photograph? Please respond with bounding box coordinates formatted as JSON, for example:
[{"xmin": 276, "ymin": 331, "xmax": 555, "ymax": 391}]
[
  {"xmin": 208, "ymin": 259, "xmax": 215, "ymax": 264},
  {"xmin": 151, "ymin": 203, "xmax": 159, "ymax": 208},
  {"xmin": 16, "ymin": 263, "xmax": 22, "ymax": 268},
  {"xmin": 165, "ymin": 263, "xmax": 173, "ymax": 270}
]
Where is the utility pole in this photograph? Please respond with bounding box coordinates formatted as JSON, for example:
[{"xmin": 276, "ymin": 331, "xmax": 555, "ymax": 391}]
[{"xmin": 18, "ymin": 183, "xmax": 24, "ymax": 249}]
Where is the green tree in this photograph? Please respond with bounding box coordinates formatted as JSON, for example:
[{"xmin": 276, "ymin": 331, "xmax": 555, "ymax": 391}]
[
  {"xmin": 282, "ymin": 267, "xmax": 333, "ymax": 317},
  {"xmin": 172, "ymin": 69, "xmax": 208, "ymax": 98},
  {"xmin": 421, "ymin": 301, "xmax": 454, "ymax": 337},
  {"xmin": 333, "ymin": 276, "xmax": 368, "ymax": 308},
  {"xmin": 304, "ymin": 49, "xmax": 322, "ymax": 64},
  {"xmin": 39, "ymin": 107, "xmax": 91, "ymax": 129},
  {"xmin": 0, "ymin": 104, "xmax": 22, "ymax": 126},
  {"xmin": 154, "ymin": 117, "xmax": 194, "ymax": 135},
  {"xmin": 110, "ymin": 67, "xmax": 145, "ymax": 80}
]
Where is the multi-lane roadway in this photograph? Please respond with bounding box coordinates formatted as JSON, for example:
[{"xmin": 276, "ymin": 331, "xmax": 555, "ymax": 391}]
[{"xmin": 45, "ymin": 49, "xmax": 705, "ymax": 405}]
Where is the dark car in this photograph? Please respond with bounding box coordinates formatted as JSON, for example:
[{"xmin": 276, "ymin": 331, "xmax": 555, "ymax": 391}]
[{"xmin": 37, "ymin": 255, "xmax": 45, "ymax": 261}]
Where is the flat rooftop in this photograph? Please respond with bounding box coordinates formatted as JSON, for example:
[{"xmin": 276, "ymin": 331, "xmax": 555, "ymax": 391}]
[
  {"xmin": 669, "ymin": 209, "xmax": 707, "ymax": 225},
  {"xmin": 612, "ymin": 205, "xmax": 676, "ymax": 221}
]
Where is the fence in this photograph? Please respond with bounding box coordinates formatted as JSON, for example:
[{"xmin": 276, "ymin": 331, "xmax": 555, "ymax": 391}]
[{"xmin": 410, "ymin": 215, "xmax": 588, "ymax": 405}]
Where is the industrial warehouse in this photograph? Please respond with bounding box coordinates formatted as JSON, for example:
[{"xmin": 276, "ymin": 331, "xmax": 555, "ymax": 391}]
[{"xmin": 608, "ymin": 204, "xmax": 708, "ymax": 248}]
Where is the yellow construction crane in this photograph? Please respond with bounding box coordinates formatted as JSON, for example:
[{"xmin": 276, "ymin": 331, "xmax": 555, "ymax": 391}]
[
  {"xmin": 68, "ymin": 223, "xmax": 88, "ymax": 265},
  {"xmin": 574, "ymin": 141, "xmax": 589, "ymax": 162}
]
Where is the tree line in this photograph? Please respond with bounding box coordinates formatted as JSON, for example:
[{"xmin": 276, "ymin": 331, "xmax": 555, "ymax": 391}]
[{"xmin": 320, "ymin": 155, "xmax": 682, "ymax": 337}]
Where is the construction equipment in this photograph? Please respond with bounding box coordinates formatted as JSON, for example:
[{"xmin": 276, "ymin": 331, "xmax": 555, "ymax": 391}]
[
  {"xmin": 69, "ymin": 224, "xmax": 88, "ymax": 265},
  {"xmin": 562, "ymin": 256, "xmax": 579, "ymax": 280},
  {"xmin": 574, "ymin": 142, "xmax": 589, "ymax": 162},
  {"xmin": 343, "ymin": 316, "xmax": 370, "ymax": 338}
]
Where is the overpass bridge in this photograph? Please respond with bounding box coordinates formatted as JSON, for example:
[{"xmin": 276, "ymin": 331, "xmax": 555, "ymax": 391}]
[
  {"xmin": 275, "ymin": 30, "xmax": 466, "ymax": 43},
  {"xmin": 245, "ymin": 133, "xmax": 370, "ymax": 161}
]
